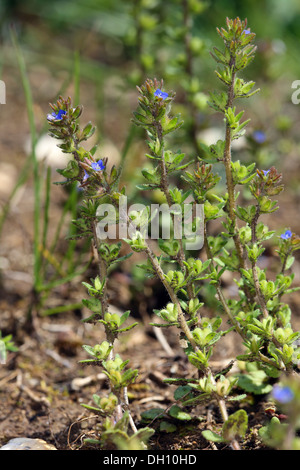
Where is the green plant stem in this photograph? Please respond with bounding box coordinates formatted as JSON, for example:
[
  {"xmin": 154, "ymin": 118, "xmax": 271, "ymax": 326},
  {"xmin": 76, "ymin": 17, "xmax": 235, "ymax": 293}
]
[
  {"xmin": 11, "ymin": 28, "xmax": 41, "ymax": 292},
  {"xmin": 123, "ymin": 387, "xmax": 138, "ymax": 434},
  {"xmin": 114, "ymin": 390, "xmax": 124, "ymax": 422},
  {"xmin": 251, "ymin": 205, "xmax": 268, "ymax": 318},
  {"xmin": 182, "ymin": 0, "xmax": 201, "ymax": 156},
  {"xmin": 212, "ymin": 395, "xmax": 240, "ymax": 450},
  {"xmin": 62, "ymin": 51, "xmax": 81, "ymax": 272},
  {"xmin": 222, "ymin": 62, "xmax": 257, "ymax": 311},
  {"xmin": 91, "ymin": 220, "xmax": 109, "ymax": 326},
  {"xmin": 203, "ymin": 224, "xmax": 244, "ymax": 336},
  {"xmin": 161, "ymin": 150, "xmax": 193, "ymax": 295},
  {"xmin": 249, "ymin": 210, "xmax": 286, "ymax": 367},
  {"xmin": 154, "ymin": 122, "xmax": 194, "ymax": 300},
  {"xmin": 11, "ymin": 27, "xmax": 44, "ymax": 333},
  {"xmin": 223, "ymin": 65, "xmax": 245, "ymax": 271},
  {"xmin": 90, "ymin": 219, "xmax": 128, "ymax": 424},
  {"xmin": 143, "ymin": 240, "xmax": 240, "ymax": 449},
  {"xmin": 143, "ymin": 242, "xmax": 197, "ymax": 349},
  {"xmin": 204, "ymin": 224, "xmax": 286, "ymax": 372},
  {"xmin": 91, "ymin": 211, "xmax": 141, "ymax": 427},
  {"xmin": 251, "ymin": 261, "xmax": 268, "ymax": 317},
  {"xmin": 41, "ymin": 302, "xmax": 83, "ymax": 317},
  {"xmin": 280, "ymin": 249, "xmax": 291, "ymax": 274}
]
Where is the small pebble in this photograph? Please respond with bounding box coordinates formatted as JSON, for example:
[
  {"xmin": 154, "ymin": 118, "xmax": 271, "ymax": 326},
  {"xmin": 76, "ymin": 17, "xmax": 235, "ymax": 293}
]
[{"xmin": 0, "ymin": 438, "xmax": 57, "ymax": 450}]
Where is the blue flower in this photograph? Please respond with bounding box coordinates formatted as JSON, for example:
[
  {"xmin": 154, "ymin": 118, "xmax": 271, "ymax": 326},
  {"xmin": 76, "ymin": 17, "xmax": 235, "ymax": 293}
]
[
  {"xmin": 91, "ymin": 159, "xmax": 105, "ymax": 171},
  {"xmin": 82, "ymin": 160, "xmax": 105, "ymax": 182},
  {"xmin": 154, "ymin": 89, "xmax": 169, "ymax": 100},
  {"xmin": 263, "ymin": 170, "xmax": 270, "ymax": 176},
  {"xmin": 253, "ymin": 130, "xmax": 266, "ymax": 144},
  {"xmin": 243, "ymin": 29, "xmax": 251, "ymax": 35},
  {"xmin": 280, "ymin": 230, "xmax": 292, "ymax": 240},
  {"xmin": 47, "ymin": 110, "xmax": 66, "ymax": 121},
  {"xmin": 272, "ymin": 385, "xmax": 294, "ymax": 404},
  {"xmin": 83, "ymin": 169, "xmax": 90, "ymax": 181}
]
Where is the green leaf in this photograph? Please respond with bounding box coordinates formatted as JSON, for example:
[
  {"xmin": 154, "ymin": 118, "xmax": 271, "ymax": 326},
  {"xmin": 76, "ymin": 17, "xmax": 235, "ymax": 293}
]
[
  {"xmin": 168, "ymin": 405, "xmax": 192, "ymax": 421},
  {"xmin": 132, "ymin": 427, "xmax": 155, "ymax": 444},
  {"xmin": 163, "ymin": 377, "xmax": 194, "ymax": 385},
  {"xmin": 227, "ymin": 394, "xmax": 247, "ymax": 402},
  {"xmin": 117, "ymin": 310, "xmax": 129, "ymax": 325},
  {"xmin": 135, "ymin": 183, "xmax": 160, "ymax": 190},
  {"xmin": 173, "ymin": 385, "xmax": 194, "ymax": 401},
  {"xmin": 82, "ymin": 344, "xmax": 96, "ymax": 356},
  {"xmin": 286, "ymin": 256, "xmax": 295, "ymax": 270},
  {"xmin": 83, "ymin": 438, "xmax": 101, "ymax": 445},
  {"xmin": 80, "ymin": 403, "xmax": 104, "ymax": 413},
  {"xmin": 141, "ymin": 408, "xmax": 165, "ymax": 422},
  {"xmin": 237, "ymin": 370, "xmax": 273, "ymax": 395},
  {"xmin": 202, "ymin": 430, "xmax": 224, "ymax": 443},
  {"xmin": 117, "ymin": 322, "xmax": 139, "ymax": 333},
  {"xmin": 80, "ymin": 121, "xmax": 96, "ymax": 141},
  {"xmin": 222, "ymin": 409, "xmax": 248, "ymax": 442},
  {"xmin": 208, "ymin": 91, "xmax": 228, "ymax": 112},
  {"xmin": 149, "ymin": 321, "xmax": 178, "ymax": 328},
  {"xmin": 159, "ymin": 421, "xmax": 177, "ymax": 433},
  {"xmin": 79, "ymin": 358, "xmax": 99, "ymax": 364}
]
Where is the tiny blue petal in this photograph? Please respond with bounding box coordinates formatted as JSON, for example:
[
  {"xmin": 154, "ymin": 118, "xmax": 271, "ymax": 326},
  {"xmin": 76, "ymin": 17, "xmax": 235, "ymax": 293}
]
[
  {"xmin": 47, "ymin": 110, "xmax": 66, "ymax": 121},
  {"xmin": 272, "ymin": 385, "xmax": 294, "ymax": 404},
  {"xmin": 91, "ymin": 159, "xmax": 105, "ymax": 171},
  {"xmin": 154, "ymin": 89, "xmax": 169, "ymax": 100},
  {"xmin": 56, "ymin": 110, "xmax": 67, "ymax": 119},
  {"xmin": 263, "ymin": 170, "xmax": 270, "ymax": 176},
  {"xmin": 280, "ymin": 230, "xmax": 292, "ymax": 240},
  {"xmin": 243, "ymin": 29, "xmax": 251, "ymax": 35},
  {"xmin": 83, "ymin": 169, "xmax": 89, "ymax": 181},
  {"xmin": 253, "ymin": 130, "xmax": 266, "ymax": 144}
]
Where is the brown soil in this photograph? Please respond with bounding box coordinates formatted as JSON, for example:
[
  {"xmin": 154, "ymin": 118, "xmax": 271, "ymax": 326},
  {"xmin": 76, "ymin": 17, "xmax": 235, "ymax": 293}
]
[{"xmin": 0, "ymin": 302, "xmax": 268, "ymax": 451}]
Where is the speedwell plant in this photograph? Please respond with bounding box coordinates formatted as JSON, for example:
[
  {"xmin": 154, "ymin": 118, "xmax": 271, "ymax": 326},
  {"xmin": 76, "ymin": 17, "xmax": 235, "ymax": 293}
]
[{"xmin": 47, "ymin": 17, "xmax": 300, "ymax": 450}]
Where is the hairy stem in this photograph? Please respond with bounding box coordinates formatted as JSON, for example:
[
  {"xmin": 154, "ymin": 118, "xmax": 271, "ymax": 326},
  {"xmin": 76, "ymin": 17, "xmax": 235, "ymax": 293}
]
[
  {"xmin": 154, "ymin": 121, "xmax": 194, "ymax": 300},
  {"xmin": 204, "ymin": 224, "xmax": 285, "ymax": 372},
  {"xmin": 144, "ymin": 239, "xmax": 240, "ymax": 449},
  {"xmin": 280, "ymin": 249, "xmax": 291, "ymax": 274},
  {"xmin": 91, "ymin": 220, "xmax": 109, "ymax": 320},
  {"xmin": 223, "ymin": 67, "xmax": 245, "ymax": 269},
  {"xmin": 91, "ymin": 221, "xmax": 130, "ymax": 422},
  {"xmin": 203, "ymin": 224, "xmax": 245, "ymax": 338},
  {"xmin": 221, "ymin": 62, "xmax": 257, "ymax": 311},
  {"xmin": 143, "ymin": 242, "xmax": 198, "ymax": 349},
  {"xmin": 251, "ymin": 205, "xmax": 268, "ymax": 318}
]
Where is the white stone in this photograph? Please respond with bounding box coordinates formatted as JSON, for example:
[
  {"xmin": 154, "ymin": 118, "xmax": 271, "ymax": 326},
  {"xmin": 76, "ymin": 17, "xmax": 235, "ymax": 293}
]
[
  {"xmin": 198, "ymin": 127, "xmax": 246, "ymax": 150},
  {"xmin": 0, "ymin": 438, "xmax": 57, "ymax": 450},
  {"xmin": 24, "ymin": 134, "xmax": 71, "ymax": 168}
]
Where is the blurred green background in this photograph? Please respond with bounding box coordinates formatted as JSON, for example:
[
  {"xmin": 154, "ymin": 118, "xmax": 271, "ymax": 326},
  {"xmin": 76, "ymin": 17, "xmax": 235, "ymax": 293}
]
[
  {"xmin": 1, "ymin": 0, "xmax": 300, "ymax": 166},
  {"xmin": 1, "ymin": 0, "xmax": 300, "ymax": 137}
]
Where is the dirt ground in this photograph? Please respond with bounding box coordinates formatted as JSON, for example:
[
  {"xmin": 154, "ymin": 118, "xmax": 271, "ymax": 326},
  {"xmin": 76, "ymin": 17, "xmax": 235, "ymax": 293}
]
[
  {"xmin": 0, "ymin": 288, "xmax": 271, "ymax": 451},
  {"xmin": 1, "ymin": 58, "xmax": 300, "ymax": 451}
]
